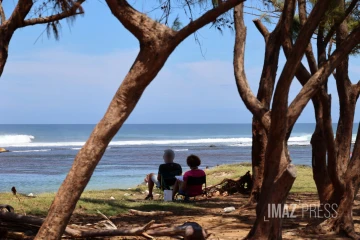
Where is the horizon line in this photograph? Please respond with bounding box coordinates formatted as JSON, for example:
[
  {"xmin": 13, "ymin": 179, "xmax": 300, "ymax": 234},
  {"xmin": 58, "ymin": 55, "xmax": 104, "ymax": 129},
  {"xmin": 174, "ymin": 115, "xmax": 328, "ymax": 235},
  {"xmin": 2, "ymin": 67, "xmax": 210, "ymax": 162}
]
[{"xmin": 0, "ymin": 122, "xmax": 353, "ymax": 125}]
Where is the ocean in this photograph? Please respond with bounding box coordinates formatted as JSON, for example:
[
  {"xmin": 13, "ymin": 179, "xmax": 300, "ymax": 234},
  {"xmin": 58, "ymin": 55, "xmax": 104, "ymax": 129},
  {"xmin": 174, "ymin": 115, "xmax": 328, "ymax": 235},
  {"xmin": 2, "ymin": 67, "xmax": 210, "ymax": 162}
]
[{"xmin": 0, "ymin": 124, "xmax": 358, "ymax": 194}]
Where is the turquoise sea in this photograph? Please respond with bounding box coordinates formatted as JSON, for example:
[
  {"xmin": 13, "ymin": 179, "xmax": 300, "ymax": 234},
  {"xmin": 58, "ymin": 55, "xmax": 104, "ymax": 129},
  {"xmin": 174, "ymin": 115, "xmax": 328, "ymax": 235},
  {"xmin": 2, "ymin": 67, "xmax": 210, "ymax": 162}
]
[{"xmin": 0, "ymin": 124, "xmax": 358, "ymax": 194}]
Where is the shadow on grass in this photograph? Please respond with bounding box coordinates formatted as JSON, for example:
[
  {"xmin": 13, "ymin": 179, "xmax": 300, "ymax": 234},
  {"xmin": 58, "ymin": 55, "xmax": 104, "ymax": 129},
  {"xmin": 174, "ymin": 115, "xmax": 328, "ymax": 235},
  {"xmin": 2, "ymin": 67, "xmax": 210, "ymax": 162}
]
[{"xmin": 79, "ymin": 197, "xmax": 199, "ymax": 215}]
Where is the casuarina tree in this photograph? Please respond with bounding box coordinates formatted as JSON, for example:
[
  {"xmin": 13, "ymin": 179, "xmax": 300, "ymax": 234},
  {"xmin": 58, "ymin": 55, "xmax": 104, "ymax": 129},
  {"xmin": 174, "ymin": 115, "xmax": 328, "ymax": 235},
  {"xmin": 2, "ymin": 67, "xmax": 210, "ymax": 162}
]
[
  {"xmin": 35, "ymin": 0, "xmax": 246, "ymax": 239},
  {"xmin": 0, "ymin": 0, "xmax": 84, "ymax": 77},
  {"xmin": 233, "ymin": 0, "xmax": 360, "ymax": 238}
]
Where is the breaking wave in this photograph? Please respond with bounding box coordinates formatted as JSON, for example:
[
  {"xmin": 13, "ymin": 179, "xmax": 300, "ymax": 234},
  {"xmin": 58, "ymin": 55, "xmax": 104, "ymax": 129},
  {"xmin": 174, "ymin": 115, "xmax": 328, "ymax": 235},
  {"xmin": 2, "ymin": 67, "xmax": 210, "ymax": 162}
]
[
  {"xmin": 0, "ymin": 135, "xmax": 35, "ymax": 146},
  {"xmin": 1, "ymin": 134, "xmax": 356, "ymax": 148},
  {"xmin": 12, "ymin": 149, "xmax": 50, "ymax": 153}
]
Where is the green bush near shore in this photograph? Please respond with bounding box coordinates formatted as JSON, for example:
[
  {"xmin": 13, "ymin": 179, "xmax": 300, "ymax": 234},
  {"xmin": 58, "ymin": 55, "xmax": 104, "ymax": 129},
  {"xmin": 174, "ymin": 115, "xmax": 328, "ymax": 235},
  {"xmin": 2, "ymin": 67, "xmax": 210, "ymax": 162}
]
[{"xmin": 0, "ymin": 163, "xmax": 315, "ymax": 218}]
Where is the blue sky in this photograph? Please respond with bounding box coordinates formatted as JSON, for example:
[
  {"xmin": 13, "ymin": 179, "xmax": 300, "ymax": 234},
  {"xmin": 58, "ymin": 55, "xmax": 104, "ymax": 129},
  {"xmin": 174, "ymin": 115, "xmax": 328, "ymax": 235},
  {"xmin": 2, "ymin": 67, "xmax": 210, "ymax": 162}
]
[{"xmin": 0, "ymin": 1, "xmax": 359, "ymax": 124}]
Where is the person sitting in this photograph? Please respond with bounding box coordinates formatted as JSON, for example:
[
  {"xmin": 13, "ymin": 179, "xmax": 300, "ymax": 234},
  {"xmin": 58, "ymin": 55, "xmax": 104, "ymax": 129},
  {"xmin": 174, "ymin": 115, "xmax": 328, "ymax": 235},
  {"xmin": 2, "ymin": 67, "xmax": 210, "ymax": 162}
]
[
  {"xmin": 172, "ymin": 154, "xmax": 206, "ymax": 200},
  {"xmin": 144, "ymin": 149, "xmax": 182, "ymax": 200}
]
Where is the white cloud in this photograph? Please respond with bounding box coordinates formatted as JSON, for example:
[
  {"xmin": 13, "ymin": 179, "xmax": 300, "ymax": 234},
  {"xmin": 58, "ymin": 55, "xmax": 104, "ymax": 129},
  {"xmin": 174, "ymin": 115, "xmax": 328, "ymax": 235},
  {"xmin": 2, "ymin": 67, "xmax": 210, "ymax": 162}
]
[{"xmin": 3, "ymin": 48, "xmax": 139, "ymax": 86}]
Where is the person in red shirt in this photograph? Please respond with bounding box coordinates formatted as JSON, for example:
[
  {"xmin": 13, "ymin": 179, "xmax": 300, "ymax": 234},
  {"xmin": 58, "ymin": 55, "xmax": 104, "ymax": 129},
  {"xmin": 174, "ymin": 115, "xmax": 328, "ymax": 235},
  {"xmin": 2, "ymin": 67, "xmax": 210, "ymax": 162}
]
[{"xmin": 172, "ymin": 154, "xmax": 206, "ymax": 200}]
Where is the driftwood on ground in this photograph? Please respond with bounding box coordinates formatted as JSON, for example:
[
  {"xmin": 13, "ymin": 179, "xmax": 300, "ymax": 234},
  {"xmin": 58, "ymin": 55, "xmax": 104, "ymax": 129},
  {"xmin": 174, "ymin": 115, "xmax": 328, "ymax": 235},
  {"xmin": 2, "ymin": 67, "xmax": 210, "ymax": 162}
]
[
  {"xmin": 129, "ymin": 209, "xmax": 173, "ymax": 216},
  {"xmin": 0, "ymin": 211, "xmax": 208, "ymax": 239},
  {"xmin": 206, "ymin": 171, "xmax": 253, "ymax": 196}
]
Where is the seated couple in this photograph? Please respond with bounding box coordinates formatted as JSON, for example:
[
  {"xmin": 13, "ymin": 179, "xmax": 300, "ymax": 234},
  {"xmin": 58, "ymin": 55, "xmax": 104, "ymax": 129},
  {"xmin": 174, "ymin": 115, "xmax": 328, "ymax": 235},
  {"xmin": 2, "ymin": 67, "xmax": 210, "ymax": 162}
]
[{"xmin": 144, "ymin": 149, "xmax": 206, "ymax": 200}]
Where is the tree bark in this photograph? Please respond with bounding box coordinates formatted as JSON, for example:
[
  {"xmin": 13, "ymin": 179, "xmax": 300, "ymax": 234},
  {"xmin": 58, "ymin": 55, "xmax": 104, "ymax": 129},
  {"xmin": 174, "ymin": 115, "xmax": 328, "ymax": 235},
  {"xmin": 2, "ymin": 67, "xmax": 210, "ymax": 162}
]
[
  {"xmin": 322, "ymin": 125, "xmax": 360, "ymax": 238},
  {"xmin": 0, "ymin": 37, "xmax": 8, "ymax": 77},
  {"xmin": 248, "ymin": 19, "xmax": 281, "ymax": 205},
  {"xmin": 249, "ymin": 119, "xmax": 266, "ymax": 204},
  {"xmin": 246, "ymin": 160, "xmax": 297, "ymax": 239},
  {"xmin": 0, "ymin": 26, "xmax": 14, "ymax": 77}
]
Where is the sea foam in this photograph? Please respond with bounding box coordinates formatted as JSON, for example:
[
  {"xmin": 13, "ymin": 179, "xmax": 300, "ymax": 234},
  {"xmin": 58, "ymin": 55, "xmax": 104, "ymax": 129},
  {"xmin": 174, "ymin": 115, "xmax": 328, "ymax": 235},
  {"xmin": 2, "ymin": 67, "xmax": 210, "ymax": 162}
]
[
  {"xmin": 0, "ymin": 134, "xmax": 35, "ymax": 145},
  {"xmin": 0, "ymin": 134, "xmax": 356, "ymax": 148}
]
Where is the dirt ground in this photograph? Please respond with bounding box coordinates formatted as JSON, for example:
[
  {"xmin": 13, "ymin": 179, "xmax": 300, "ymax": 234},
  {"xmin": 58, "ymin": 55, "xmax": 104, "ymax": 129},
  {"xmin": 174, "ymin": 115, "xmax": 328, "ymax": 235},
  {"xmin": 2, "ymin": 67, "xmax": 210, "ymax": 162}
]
[{"xmin": 67, "ymin": 192, "xmax": 360, "ymax": 240}]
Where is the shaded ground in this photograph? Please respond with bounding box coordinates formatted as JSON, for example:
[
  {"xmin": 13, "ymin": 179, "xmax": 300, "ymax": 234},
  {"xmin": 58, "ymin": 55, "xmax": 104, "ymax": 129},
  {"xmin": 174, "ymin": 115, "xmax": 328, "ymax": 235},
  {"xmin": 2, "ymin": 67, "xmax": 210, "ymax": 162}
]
[
  {"xmin": 68, "ymin": 191, "xmax": 360, "ymax": 239},
  {"xmin": 1, "ymin": 164, "xmax": 356, "ymax": 239}
]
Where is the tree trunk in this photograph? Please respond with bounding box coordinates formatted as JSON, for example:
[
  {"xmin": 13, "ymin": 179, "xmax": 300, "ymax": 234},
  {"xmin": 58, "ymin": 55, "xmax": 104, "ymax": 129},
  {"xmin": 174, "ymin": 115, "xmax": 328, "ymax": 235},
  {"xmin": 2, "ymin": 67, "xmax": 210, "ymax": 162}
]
[
  {"xmin": 249, "ymin": 119, "xmax": 267, "ymax": 204},
  {"xmin": 0, "ymin": 30, "xmax": 9, "ymax": 77},
  {"xmin": 322, "ymin": 135, "xmax": 360, "ymax": 239},
  {"xmin": 311, "ymin": 124, "xmax": 333, "ymax": 204},
  {"xmin": 246, "ymin": 146, "xmax": 296, "ymax": 239},
  {"xmin": 35, "ymin": 43, "xmax": 176, "ymax": 239},
  {"xmin": 316, "ymin": 1, "xmax": 360, "ymax": 235},
  {"xmin": 310, "ymin": 94, "xmax": 335, "ymax": 205},
  {"xmin": 325, "ymin": 182, "xmax": 359, "ymax": 239},
  {"xmin": 248, "ymin": 19, "xmax": 281, "ymax": 205}
]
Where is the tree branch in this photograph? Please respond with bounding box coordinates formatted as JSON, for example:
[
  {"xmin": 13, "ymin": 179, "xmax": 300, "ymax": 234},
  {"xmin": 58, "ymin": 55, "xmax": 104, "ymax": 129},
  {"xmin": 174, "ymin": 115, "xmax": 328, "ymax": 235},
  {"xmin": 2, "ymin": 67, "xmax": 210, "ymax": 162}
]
[
  {"xmin": 233, "ymin": 3, "xmax": 270, "ymax": 130},
  {"xmin": 6, "ymin": 0, "xmax": 33, "ymax": 30},
  {"xmin": 323, "ymin": 0, "xmax": 359, "ymax": 45},
  {"xmin": 298, "ymin": 0, "xmax": 318, "ymax": 74},
  {"xmin": 21, "ymin": 0, "xmax": 84, "ymax": 28},
  {"xmin": 350, "ymin": 122, "xmax": 360, "ymax": 163},
  {"xmin": 253, "ymin": 19, "xmax": 270, "ymax": 40},
  {"xmin": 287, "ymin": 25, "xmax": 360, "ymax": 127},
  {"xmin": 356, "ymin": 80, "xmax": 360, "ymax": 96},
  {"xmin": 175, "ymin": 0, "xmax": 245, "ymax": 43},
  {"xmin": 269, "ymin": 0, "xmax": 329, "ymax": 143},
  {"xmin": 252, "ymin": 17, "xmax": 282, "ymax": 111},
  {"xmin": 105, "ymin": 0, "xmax": 171, "ymax": 42},
  {"xmin": 0, "ymin": 0, "xmax": 5, "ymax": 24}
]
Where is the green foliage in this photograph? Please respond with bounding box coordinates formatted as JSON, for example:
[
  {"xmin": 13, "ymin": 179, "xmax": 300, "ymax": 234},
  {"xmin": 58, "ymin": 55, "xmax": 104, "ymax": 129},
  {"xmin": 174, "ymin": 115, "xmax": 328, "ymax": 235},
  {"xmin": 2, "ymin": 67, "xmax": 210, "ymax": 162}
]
[
  {"xmin": 171, "ymin": 15, "xmax": 183, "ymax": 31},
  {"xmin": 262, "ymin": 0, "xmax": 284, "ymax": 11},
  {"xmin": 291, "ymin": 15, "xmax": 301, "ymax": 40},
  {"xmin": 31, "ymin": 0, "xmax": 83, "ymax": 40}
]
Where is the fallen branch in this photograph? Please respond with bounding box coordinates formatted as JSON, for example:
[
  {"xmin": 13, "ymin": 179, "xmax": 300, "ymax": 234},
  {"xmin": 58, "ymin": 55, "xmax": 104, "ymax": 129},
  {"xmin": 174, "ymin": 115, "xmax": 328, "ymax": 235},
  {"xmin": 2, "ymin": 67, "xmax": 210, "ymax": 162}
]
[
  {"xmin": 71, "ymin": 221, "xmax": 207, "ymax": 239},
  {"xmin": 96, "ymin": 210, "xmax": 117, "ymax": 229},
  {"xmin": 0, "ymin": 212, "xmax": 207, "ymax": 239},
  {"xmin": 0, "ymin": 212, "xmax": 81, "ymax": 236},
  {"xmin": 129, "ymin": 209, "xmax": 173, "ymax": 216}
]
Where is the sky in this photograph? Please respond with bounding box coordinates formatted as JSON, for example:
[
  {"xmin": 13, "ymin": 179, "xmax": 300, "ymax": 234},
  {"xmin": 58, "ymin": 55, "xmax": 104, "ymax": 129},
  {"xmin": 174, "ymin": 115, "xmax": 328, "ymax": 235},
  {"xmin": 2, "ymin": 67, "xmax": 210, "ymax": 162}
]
[{"xmin": 0, "ymin": 0, "xmax": 359, "ymax": 124}]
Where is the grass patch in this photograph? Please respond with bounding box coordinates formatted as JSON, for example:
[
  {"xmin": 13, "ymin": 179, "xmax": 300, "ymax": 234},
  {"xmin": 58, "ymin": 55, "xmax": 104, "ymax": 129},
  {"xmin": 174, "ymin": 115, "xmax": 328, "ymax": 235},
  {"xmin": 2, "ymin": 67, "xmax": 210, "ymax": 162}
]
[
  {"xmin": 205, "ymin": 163, "xmax": 316, "ymax": 193},
  {"xmin": 0, "ymin": 163, "xmax": 316, "ymax": 218}
]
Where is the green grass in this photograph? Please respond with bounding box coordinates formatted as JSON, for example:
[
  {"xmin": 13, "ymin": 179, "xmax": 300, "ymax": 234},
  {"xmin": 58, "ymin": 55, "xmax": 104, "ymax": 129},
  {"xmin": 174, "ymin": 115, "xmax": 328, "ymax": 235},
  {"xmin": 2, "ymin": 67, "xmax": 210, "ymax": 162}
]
[
  {"xmin": 205, "ymin": 163, "xmax": 316, "ymax": 192},
  {"xmin": 0, "ymin": 163, "xmax": 316, "ymax": 218}
]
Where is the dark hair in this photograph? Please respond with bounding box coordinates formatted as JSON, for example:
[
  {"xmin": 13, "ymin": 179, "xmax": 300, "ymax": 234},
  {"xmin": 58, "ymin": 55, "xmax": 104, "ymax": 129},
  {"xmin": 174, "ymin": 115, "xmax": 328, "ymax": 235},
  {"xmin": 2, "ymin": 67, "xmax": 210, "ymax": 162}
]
[{"xmin": 187, "ymin": 155, "xmax": 201, "ymax": 168}]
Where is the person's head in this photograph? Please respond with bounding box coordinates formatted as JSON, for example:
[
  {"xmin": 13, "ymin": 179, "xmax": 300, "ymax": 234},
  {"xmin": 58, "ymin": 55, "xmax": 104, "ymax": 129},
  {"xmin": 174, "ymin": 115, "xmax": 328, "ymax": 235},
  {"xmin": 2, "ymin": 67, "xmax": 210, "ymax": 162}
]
[
  {"xmin": 163, "ymin": 149, "xmax": 175, "ymax": 163},
  {"xmin": 187, "ymin": 155, "xmax": 201, "ymax": 169}
]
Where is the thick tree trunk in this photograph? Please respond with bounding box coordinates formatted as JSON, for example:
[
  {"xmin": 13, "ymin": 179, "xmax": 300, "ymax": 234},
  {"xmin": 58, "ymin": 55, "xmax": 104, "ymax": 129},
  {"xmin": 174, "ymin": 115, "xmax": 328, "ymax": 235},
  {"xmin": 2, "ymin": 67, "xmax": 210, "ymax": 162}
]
[
  {"xmin": 249, "ymin": 119, "xmax": 267, "ymax": 204},
  {"xmin": 310, "ymin": 93, "xmax": 335, "ymax": 205},
  {"xmin": 35, "ymin": 43, "xmax": 176, "ymax": 239},
  {"xmin": 311, "ymin": 124, "xmax": 333, "ymax": 204},
  {"xmin": 246, "ymin": 155, "xmax": 296, "ymax": 239},
  {"xmin": 322, "ymin": 131, "xmax": 360, "ymax": 239},
  {"xmin": 325, "ymin": 182, "xmax": 359, "ymax": 239}
]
